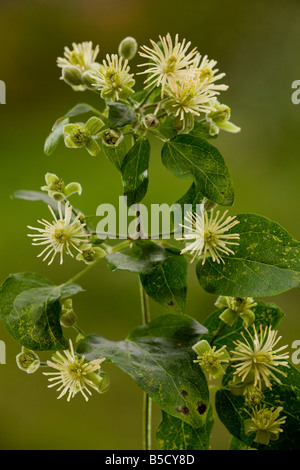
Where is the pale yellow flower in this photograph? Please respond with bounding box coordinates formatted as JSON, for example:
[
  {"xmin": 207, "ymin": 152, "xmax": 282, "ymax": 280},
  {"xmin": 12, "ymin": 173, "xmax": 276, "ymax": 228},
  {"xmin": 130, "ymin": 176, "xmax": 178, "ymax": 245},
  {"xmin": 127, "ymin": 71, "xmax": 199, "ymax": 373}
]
[
  {"xmin": 231, "ymin": 325, "xmax": 290, "ymax": 389},
  {"xmin": 180, "ymin": 209, "xmax": 240, "ymax": 264}
]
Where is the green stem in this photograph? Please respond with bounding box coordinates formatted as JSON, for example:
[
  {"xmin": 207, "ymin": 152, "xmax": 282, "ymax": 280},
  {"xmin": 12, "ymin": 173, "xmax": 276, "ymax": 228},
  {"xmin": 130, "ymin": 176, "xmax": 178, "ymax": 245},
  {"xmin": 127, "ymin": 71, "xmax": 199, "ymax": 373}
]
[
  {"xmin": 65, "ymin": 258, "xmax": 102, "ymax": 285},
  {"xmin": 139, "ymin": 279, "xmax": 152, "ymax": 450},
  {"xmin": 210, "ymin": 321, "xmax": 227, "ymax": 346},
  {"xmin": 138, "ymin": 84, "xmax": 157, "ymax": 108}
]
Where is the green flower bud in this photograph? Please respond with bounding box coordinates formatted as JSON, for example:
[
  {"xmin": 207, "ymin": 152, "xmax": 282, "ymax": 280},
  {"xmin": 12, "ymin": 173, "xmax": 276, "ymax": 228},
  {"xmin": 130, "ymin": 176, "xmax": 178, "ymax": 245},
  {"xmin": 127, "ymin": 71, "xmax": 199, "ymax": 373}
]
[
  {"xmin": 118, "ymin": 37, "xmax": 138, "ymax": 61},
  {"xmin": 61, "ymin": 65, "xmax": 83, "ymax": 87},
  {"xmin": 76, "ymin": 243, "xmax": 106, "ymax": 265},
  {"xmin": 244, "ymin": 385, "xmax": 264, "ymax": 408},
  {"xmin": 101, "ymin": 129, "xmax": 123, "ymax": 147},
  {"xmin": 209, "ymin": 103, "xmax": 231, "ymax": 124},
  {"xmin": 86, "ymin": 370, "xmax": 110, "ymax": 394},
  {"xmin": 64, "ymin": 116, "xmax": 104, "ymax": 156},
  {"xmin": 41, "ymin": 173, "xmax": 82, "ymax": 200},
  {"xmin": 16, "ymin": 347, "xmax": 40, "ymax": 374},
  {"xmin": 174, "ymin": 113, "xmax": 194, "ymax": 134},
  {"xmin": 201, "ymin": 197, "xmax": 218, "ymax": 212},
  {"xmin": 81, "ymin": 70, "xmax": 99, "ymax": 89},
  {"xmin": 143, "ymin": 114, "xmax": 160, "ymax": 129},
  {"xmin": 216, "ymin": 296, "xmax": 257, "ymax": 328},
  {"xmin": 60, "ymin": 299, "xmax": 77, "ymax": 328}
]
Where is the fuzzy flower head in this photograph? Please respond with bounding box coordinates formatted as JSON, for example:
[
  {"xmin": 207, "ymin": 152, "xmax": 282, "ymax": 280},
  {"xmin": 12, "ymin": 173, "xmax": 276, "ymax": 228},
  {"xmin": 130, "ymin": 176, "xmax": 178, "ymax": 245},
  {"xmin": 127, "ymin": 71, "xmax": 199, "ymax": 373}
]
[
  {"xmin": 138, "ymin": 33, "xmax": 199, "ymax": 97},
  {"xmin": 164, "ymin": 78, "xmax": 216, "ymax": 122},
  {"xmin": 231, "ymin": 325, "xmax": 290, "ymax": 390},
  {"xmin": 215, "ymin": 296, "xmax": 257, "ymax": 328},
  {"xmin": 179, "ymin": 209, "xmax": 240, "ymax": 264},
  {"xmin": 192, "ymin": 340, "xmax": 230, "ymax": 380},
  {"xmin": 57, "ymin": 41, "xmax": 100, "ymax": 73},
  {"xmin": 43, "ymin": 340, "xmax": 107, "ymax": 402},
  {"xmin": 28, "ymin": 201, "xmax": 90, "ymax": 265},
  {"xmin": 91, "ymin": 54, "xmax": 135, "ymax": 101},
  {"xmin": 192, "ymin": 53, "xmax": 228, "ymax": 92},
  {"xmin": 244, "ymin": 405, "xmax": 286, "ymax": 446}
]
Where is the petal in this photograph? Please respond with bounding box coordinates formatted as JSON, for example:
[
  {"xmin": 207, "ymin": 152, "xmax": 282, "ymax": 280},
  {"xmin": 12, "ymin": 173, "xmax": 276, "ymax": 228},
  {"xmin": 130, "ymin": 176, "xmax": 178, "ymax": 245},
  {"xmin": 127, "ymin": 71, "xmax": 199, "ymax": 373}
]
[
  {"xmin": 85, "ymin": 137, "xmax": 100, "ymax": 156},
  {"xmin": 85, "ymin": 116, "xmax": 105, "ymax": 135}
]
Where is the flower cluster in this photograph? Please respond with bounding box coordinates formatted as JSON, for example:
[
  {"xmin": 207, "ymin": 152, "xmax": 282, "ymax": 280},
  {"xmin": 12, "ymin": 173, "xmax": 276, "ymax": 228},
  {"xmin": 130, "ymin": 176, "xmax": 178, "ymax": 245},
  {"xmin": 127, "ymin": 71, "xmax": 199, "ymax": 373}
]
[{"xmin": 138, "ymin": 33, "xmax": 239, "ymax": 134}]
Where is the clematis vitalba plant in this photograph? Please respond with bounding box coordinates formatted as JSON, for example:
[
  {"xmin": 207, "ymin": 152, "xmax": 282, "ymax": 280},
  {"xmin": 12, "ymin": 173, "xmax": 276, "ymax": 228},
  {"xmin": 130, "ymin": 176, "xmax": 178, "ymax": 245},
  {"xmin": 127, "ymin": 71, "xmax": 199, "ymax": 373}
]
[{"xmin": 2, "ymin": 33, "xmax": 300, "ymax": 451}]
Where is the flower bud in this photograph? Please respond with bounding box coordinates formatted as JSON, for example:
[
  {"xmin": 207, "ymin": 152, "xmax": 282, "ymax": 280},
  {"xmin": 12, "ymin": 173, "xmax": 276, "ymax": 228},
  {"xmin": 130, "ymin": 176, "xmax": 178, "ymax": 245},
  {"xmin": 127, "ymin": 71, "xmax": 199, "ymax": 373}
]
[
  {"xmin": 118, "ymin": 37, "xmax": 138, "ymax": 61},
  {"xmin": 101, "ymin": 129, "xmax": 123, "ymax": 147},
  {"xmin": 210, "ymin": 104, "xmax": 231, "ymax": 124},
  {"xmin": 16, "ymin": 347, "xmax": 40, "ymax": 374},
  {"xmin": 174, "ymin": 113, "xmax": 194, "ymax": 134},
  {"xmin": 60, "ymin": 299, "xmax": 77, "ymax": 328},
  {"xmin": 61, "ymin": 65, "xmax": 83, "ymax": 87},
  {"xmin": 143, "ymin": 114, "xmax": 159, "ymax": 129},
  {"xmin": 76, "ymin": 243, "xmax": 106, "ymax": 265},
  {"xmin": 81, "ymin": 70, "xmax": 98, "ymax": 89},
  {"xmin": 201, "ymin": 197, "xmax": 218, "ymax": 212},
  {"xmin": 86, "ymin": 370, "xmax": 110, "ymax": 394}
]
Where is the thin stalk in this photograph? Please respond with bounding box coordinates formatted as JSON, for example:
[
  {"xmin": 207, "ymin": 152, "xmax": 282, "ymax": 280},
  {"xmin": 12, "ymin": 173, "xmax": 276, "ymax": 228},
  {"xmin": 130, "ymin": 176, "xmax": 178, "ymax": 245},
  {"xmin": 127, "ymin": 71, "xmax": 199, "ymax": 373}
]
[
  {"xmin": 139, "ymin": 278, "xmax": 152, "ymax": 450},
  {"xmin": 65, "ymin": 258, "xmax": 102, "ymax": 285},
  {"xmin": 138, "ymin": 84, "xmax": 157, "ymax": 108}
]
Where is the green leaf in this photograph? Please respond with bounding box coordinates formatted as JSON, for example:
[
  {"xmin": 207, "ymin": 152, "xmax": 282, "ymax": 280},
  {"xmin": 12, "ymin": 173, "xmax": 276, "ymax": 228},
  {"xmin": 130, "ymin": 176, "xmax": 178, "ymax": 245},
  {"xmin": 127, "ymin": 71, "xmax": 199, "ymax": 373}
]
[
  {"xmin": 77, "ymin": 314, "xmax": 209, "ymax": 428},
  {"xmin": 12, "ymin": 190, "xmax": 59, "ymax": 212},
  {"xmin": 161, "ymin": 135, "xmax": 234, "ymax": 206},
  {"xmin": 101, "ymin": 138, "xmax": 128, "ymax": 171},
  {"xmin": 158, "ymin": 117, "xmax": 177, "ymax": 140},
  {"xmin": 107, "ymin": 240, "xmax": 167, "ymax": 274},
  {"xmin": 190, "ymin": 120, "xmax": 217, "ymax": 140},
  {"xmin": 201, "ymin": 301, "xmax": 285, "ymax": 351},
  {"xmin": 108, "ymin": 102, "xmax": 137, "ymax": 128},
  {"xmin": 121, "ymin": 137, "xmax": 150, "ymax": 206},
  {"xmin": 229, "ymin": 436, "xmax": 249, "ymax": 450},
  {"xmin": 63, "ymin": 103, "xmax": 101, "ymax": 119},
  {"xmin": 216, "ymin": 363, "xmax": 300, "ymax": 450},
  {"xmin": 156, "ymin": 405, "xmax": 214, "ymax": 450},
  {"xmin": 107, "ymin": 242, "xmax": 188, "ymax": 314},
  {"xmin": 174, "ymin": 183, "xmax": 205, "ymax": 225},
  {"xmin": 44, "ymin": 118, "xmax": 69, "ymax": 156},
  {"xmin": 140, "ymin": 247, "xmax": 188, "ymax": 314},
  {"xmin": 0, "ymin": 272, "xmax": 83, "ymax": 350},
  {"xmin": 196, "ymin": 213, "xmax": 300, "ymax": 297}
]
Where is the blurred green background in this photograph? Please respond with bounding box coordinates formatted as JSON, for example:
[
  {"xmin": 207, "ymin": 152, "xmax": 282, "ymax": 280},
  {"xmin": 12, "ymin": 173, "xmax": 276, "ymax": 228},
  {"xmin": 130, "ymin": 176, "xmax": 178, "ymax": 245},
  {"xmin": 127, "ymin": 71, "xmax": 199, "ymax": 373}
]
[{"xmin": 0, "ymin": 0, "xmax": 299, "ymax": 450}]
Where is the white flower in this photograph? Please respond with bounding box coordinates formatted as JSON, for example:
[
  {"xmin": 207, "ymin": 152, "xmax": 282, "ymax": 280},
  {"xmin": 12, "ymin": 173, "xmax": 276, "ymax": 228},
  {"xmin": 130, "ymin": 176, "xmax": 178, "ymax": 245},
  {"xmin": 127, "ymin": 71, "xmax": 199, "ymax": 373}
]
[
  {"xmin": 231, "ymin": 325, "xmax": 290, "ymax": 390},
  {"xmin": 28, "ymin": 201, "xmax": 89, "ymax": 265},
  {"xmin": 191, "ymin": 53, "xmax": 228, "ymax": 92},
  {"xmin": 164, "ymin": 78, "xmax": 216, "ymax": 120},
  {"xmin": 179, "ymin": 209, "xmax": 240, "ymax": 264},
  {"xmin": 57, "ymin": 41, "xmax": 100, "ymax": 72},
  {"xmin": 91, "ymin": 54, "xmax": 135, "ymax": 101},
  {"xmin": 138, "ymin": 33, "xmax": 199, "ymax": 96},
  {"xmin": 43, "ymin": 340, "xmax": 105, "ymax": 402}
]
